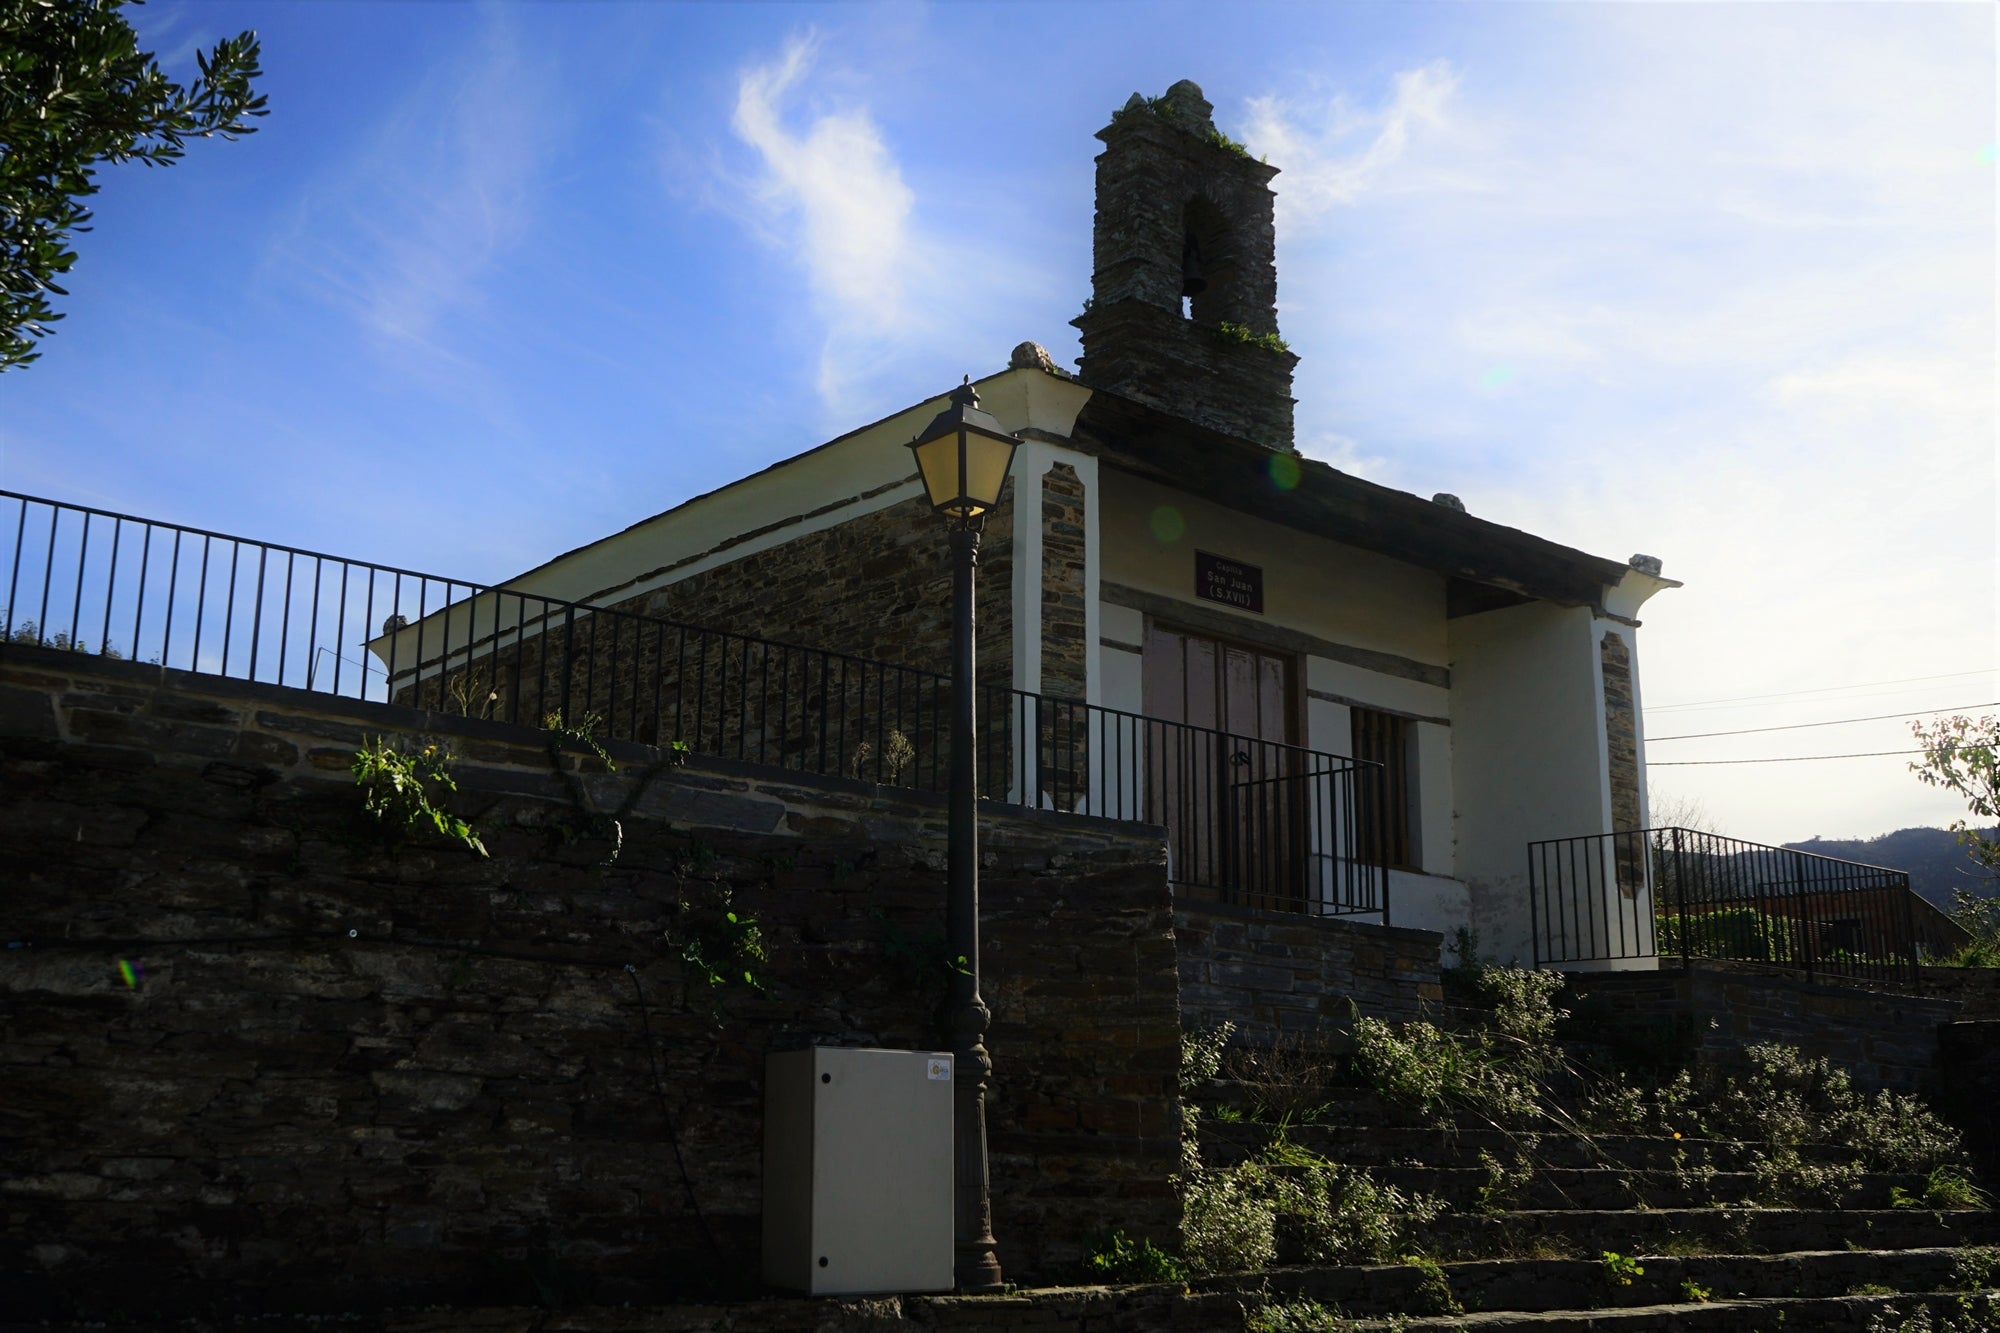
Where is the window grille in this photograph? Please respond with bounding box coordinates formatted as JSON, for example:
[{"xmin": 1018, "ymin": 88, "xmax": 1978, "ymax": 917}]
[{"xmin": 1351, "ymin": 708, "xmax": 1414, "ymax": 871}]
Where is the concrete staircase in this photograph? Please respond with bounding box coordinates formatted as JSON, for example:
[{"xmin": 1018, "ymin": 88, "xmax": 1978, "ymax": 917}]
[{"xmin": 1189, "ymin": 1080, "xmax": 2000, "ymax": 1331}]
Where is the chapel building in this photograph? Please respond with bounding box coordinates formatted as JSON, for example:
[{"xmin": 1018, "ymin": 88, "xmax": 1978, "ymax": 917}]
[{"xmin": 378, "ymin": 80, "xmax": 1676, "ymax": 966}]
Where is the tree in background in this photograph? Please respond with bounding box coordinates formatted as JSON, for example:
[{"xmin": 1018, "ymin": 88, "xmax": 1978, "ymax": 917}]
[
  {"xmin": 1, "ymin": 0, "xmax": 265, "ymax": 370},
  {"xmin": 1910, "ymin": 714, "xmax": 2000, "ymax": 964}
]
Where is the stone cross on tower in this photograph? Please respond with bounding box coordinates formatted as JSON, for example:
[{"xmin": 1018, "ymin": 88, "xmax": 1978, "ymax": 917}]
[{"xmin": 1071, "ymin": 79, "xmax": 1298, "ymax": 452}]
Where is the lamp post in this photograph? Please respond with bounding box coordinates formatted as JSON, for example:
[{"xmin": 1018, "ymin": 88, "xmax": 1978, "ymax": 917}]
[{"xmin": 907, "ymin": 376, "xmax": 1021, "ymax": 1294}]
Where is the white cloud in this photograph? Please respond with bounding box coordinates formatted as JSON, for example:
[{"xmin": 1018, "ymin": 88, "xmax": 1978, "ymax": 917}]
[
  {"xmin": 266, "ymin": 17, "xmax": 555, "ymax": 380},
  {"xmin": 729, "ymin": 34, "xmax": 923, "ymax": 407},
  {"xmin": 1241, "ymin": 61, "xmax": 1465, "ymax": 232}
]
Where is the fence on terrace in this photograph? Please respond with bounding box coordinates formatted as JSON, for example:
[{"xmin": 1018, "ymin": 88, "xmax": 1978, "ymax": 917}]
[{"xmin": 1528, "ymin": 824, "xmax": 1923, "ymax": 989}]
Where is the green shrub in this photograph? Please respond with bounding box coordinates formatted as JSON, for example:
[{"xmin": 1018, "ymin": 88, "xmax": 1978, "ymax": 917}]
[
  {"xmin": 1271, "ymin": 1159, "xmax": 1447, "ymax": 1266},
  {"xmin": 1181, "ymin": 1022, "xmax": 1235, "ymax": 1092},
  {"xmin": 1180, "ymin": 1159, "xmax": 1277, "ymax": 1274},
  {"xmin": 1478, "ymin": 966, "xmax": 1569, "ymax": 1046},
  {"xmin": 1351, "ymin": 1015, "xmax": 1543, "ymax": 1127},
  {"xmin": 1177, "ymin": 1129, "xmax": 1445, "ymax": 1276},
  {"xmin": 1083, "ymin": 1228, "xmax": 1188, "ymax": 1284}
]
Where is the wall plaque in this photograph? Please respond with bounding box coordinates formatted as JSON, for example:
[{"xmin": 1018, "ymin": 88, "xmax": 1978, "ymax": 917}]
[{"xmin": 1194, "ymin": 551, "xmax": 1264, "ymax": 614}]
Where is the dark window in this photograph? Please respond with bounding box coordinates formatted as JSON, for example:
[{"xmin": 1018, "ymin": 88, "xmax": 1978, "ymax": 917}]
[{"xmin": 1352, "ymin": 708, "xmax": 1415, "ymax": 871}]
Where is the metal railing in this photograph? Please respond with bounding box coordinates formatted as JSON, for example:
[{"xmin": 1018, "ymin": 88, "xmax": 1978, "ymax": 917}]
[
  {"xmin": 986, "ymin": 691, "xmax": 1387, "ymax": 916},
  {"xmin": 3, "ymin": 490, "xmax": 1389, "ymax": 916},
  {"xmin": 1528, "ymin": 825, "xmax": 1922, "ymax": 988}
]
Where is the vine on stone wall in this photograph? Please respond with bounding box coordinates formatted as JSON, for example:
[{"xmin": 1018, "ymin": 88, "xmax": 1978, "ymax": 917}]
[{"xmin": 350, "ymin": 737, "xmax": 488, "ymax": 857}]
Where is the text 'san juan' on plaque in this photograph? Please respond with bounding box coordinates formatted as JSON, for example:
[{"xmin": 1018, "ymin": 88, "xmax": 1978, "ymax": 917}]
[{"xmin": 1194, "ymin": 551, "xmax": 1263, "ymax": 614}]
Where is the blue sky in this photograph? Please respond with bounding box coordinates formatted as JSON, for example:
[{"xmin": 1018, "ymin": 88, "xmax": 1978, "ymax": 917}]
[{"xmin": 3, "ymin": 0, "xmax": 1994, "ymax": 844}]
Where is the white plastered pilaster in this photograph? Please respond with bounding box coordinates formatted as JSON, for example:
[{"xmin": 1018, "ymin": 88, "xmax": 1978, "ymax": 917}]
[{"xmin": 1010, "ymin": 442, "xmax": 1052, "ymax": 696}]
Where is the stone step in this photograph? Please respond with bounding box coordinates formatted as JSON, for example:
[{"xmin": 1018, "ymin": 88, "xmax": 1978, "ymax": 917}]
[
  {"xmin": 1205, "ymin": 1248, "xmax": 1985, "ymax": 1319},
  {"xmin": 1426, "ymin": 1206, "xmax": 2000, "ymax": 1260},
  {"xmin": 1196, "ymin": 1120, "xmax": 1883, "ymax": 1172},
  {"xmin": 1314, "ymin": 1291, "xmax": 1992, "ymax": 1332}
]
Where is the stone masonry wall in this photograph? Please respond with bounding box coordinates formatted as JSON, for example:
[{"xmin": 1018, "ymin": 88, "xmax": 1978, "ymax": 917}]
[
  {"xmin": 1600, "ymin": 631, "xmax": 1641, "ymax": 838},
  {"xmin": 1910, "ymin": 967, "xmax": 2000, "ymax": 1018},
  {"xmin": 394, "ymin": 489, "xmax": 1014, "ymax": 797},
  {"xmin": 0, "ymin": 646, "xmax": 1177, "ymax": 1321},
  {"xmin": 1039, "ymin": 464, "xmax": 1087, "ymax": 704},
  {"xmin": 1568, "ymin": 962, "xmax": 1960, "ymax": 1092},
  {"xmin": 1173, "ymin": 903, "xmax": 1443, "ymax": 1045},
  {"xmin": 624, "ymin": 490, "xmax": 1013, "ymax": 687}
]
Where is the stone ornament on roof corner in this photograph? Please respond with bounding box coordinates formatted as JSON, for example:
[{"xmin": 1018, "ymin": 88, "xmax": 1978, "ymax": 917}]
[{"xmin": 1008, "ymin": 341, "xmax": 1067, "ymax": 376}]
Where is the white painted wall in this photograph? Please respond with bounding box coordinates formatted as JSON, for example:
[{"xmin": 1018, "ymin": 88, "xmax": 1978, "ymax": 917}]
[
  {"xmin": 1099, "ymin": 473, "xmax": 1448, "ymax": 666},
  {"xmin": 1099, "ymin": 603, "xmax": 1145, "ymax": 717},
  {"xmin": 1414, "ymin": 720, "xmax": 1455, "ymax": 876},
  {"xmin": 1448, "ymin": 600, "xmax": 1610, "ymax": 966},
  {"xmin": 1388, "ymin": 869, "xmax": 1472, "ymax": 941}
]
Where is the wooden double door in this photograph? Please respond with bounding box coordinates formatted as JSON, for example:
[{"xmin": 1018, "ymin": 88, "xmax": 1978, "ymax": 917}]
[{"xmin": 1141, "ymin": 624, "xmax": 1308, "ymax": 910}]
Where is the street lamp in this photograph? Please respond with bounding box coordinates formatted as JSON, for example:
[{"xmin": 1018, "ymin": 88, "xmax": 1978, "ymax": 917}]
[{"xmin": 907, "ymin": 376, "xmax": 1020, "ymax": 1294}]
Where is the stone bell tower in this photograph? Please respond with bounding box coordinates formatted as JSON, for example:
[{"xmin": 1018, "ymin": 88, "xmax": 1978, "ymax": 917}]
[{"xmin": 1071, "ymin": 80, "xmax": 1297, "ymax": 451}]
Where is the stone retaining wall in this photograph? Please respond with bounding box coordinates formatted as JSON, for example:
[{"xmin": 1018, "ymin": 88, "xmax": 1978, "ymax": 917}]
[
  {"xmin": 1912, "ymin": 967, "xmax": 2000, "ymax": 1018},
  {"xmin": 1173, "ymin": 903, "xmax": 1443, "ymax": 1044},
  {"xmin": 1937, "ymin": 1020, "xmax": 2000, "ymax": 1176},
  {"xmin": 0, "ymin": 646, "xmax": 1178, "ymax": 1320},
  {"xmin": 1567, "ymin": 962, "xmax": 1960, "ymax": 1091}
]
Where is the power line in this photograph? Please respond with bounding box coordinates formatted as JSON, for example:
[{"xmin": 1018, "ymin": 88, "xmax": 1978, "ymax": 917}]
[
  {"xmin": 1649, "ymin": 702, "xmax": 1998, "ymax": 742},
  {"xmin": 1651, "ymin": 748, "xmax": 1927, "ymax": 767},
  {"xmin": 1645, "ymin": 669, "xmax": 1995, "ymax": 713}
]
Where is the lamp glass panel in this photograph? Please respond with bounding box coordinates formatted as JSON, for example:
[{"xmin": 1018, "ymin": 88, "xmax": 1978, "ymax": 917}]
[
  {"xmin": 962, "ymin": 433, "xmax": 1015, "ymax": 510},
  {"xmin": 911, "ymin": 434, "xmax": 964, "ymax": 513}
]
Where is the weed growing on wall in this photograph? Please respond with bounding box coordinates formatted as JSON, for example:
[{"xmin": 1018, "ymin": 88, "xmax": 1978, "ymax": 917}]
[
  {"xmin": 1400, "ymin": 1252, "xmax": 1462, "ymax": 1315},
  {"xmin": 1242, "ymin": 1299, "xmax": 1353, "ymax": 1333},
  {"xmin": 1892, "ymin": 1165, "xmax": 1992, "ymax": 1211},
  {"xmin": 1215, "ymin": 320, "xmax": 1291, "ymax": 355},
  {"xmin": 1599, "ymin": 1250, "xmax": 1644, "ymax": 1287},
  {"xmin": 1866, "ymin": 1294, "xmax": 2000, "ymax": 1333},
  {"xmin": 351, "ymin": 737, "xmax": 487, "ymax": 857},
  {"xmin": 7, "ymin": 617, "xmax": 126, "ymax": 657},
  {"xmin": 443, "ymin": 665, "xmax": 502, "ymax": 719}
]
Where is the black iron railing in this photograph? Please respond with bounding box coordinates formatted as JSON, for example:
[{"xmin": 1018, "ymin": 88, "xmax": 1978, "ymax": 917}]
[
  {"xmin": 986, "ymin": 692, "xmax": 1387, "ymax": 916},
  {"xmin": 1528, "ymin": 825, "xmax": 1922, "ymax": 988},
  {"xmin": 2, "ymin": 490, "xmax": 1388, "ymax": 916}
]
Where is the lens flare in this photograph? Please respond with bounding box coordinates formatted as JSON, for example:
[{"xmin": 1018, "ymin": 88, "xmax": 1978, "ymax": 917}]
[
  {"xmin": 1980, "ymin": 144, "xmax": 1998, "ymax": 165},
  {"xmin": 116, "ymin": 958, "xmax": 139, "ymax": 989},
  {"xmin": 1268, "ymin": 453, "xmax": 1301, "ymax": 492},
  {"xmin": 1479, "ymin": 366, "xmax": 1517, "ymax": 390},
  {"xmin": 1149, "ymin": 505, "xmax": 1187, "ymax": 543}
]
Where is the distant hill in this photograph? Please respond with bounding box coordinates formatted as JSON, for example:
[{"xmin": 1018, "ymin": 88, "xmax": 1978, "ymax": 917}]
[{"xmin": 1783, "ymin": 826, "xmax": 2000, "ymax": 911}]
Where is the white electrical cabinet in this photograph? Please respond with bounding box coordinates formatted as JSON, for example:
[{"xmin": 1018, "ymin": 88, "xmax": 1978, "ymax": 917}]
[{"xmin": 762, "ymin": 1046, "xmax": 955, "ymax": 1295}]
